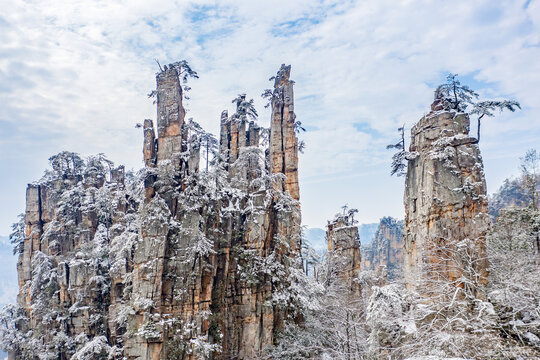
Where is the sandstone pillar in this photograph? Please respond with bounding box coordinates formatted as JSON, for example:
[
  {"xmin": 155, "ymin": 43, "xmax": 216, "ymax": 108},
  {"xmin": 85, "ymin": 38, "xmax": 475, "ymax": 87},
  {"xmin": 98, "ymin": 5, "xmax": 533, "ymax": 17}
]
[
  {"xmin": 361, "ymin": 217, "xmax": 404, "ymax": 281},
  {"xmin": 143, "ymin": 119, "xmax": 156, "ymax": 167},
  {"xmin": 327, "ymin": 216, "xmax": 361, "ymax": 294},
  {"xmin": 156, "ymin": 67, "xmax": 186, "ymax": 164},
  {"xmin": 403, "ymin": 96, "xmax": 490, "ymax": 293},
  {"xmin": 269, "ymin": 64, "xmax": 300, "ymax": 201}
]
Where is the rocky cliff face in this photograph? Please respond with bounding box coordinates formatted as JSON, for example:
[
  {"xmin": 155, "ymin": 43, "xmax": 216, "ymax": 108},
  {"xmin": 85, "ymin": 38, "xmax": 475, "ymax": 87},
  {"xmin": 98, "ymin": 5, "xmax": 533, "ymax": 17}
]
[
  {"xmin": 403, "ymin": 96, "xmax": 490, "ymax": 294},
  {"xmin": 269, "ymin": 65, "xmax": 300, "ymax": 202},
  {"xmin": 11, "ymin": 153, "xmax": 134, "ymax": 359},
  {"xmin": 326, "ymin": 214, "xmax": 361, "ymax": 294},
  {"xmin": 489, "ymin": 176, "xmax": 536, "ymax": 218},
  {"xmin": 6, "ymin": 64, "xmax": 303, "ymax": 360},
  {"xmin": 361, "ymin": 217, "xmax": 403, "ymax": 281}
]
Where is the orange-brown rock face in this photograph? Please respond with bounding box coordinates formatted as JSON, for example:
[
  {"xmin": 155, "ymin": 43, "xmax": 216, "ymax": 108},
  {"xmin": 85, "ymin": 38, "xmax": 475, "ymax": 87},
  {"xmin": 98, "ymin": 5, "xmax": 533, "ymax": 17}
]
[
  {"xmin": 269, "ymin": 64, "xmax": 300, "ymax": 201},
  {"xmin": 156, "ymin": 67, "xmax": 186, "ymax": 163},
  {"xmin": 126, "ymin": 65, "xmax": 302, "ymax": 359},
  {"xmin": 361, "ymin": 217, "xmax": 403, "ymax": 281},
  {"xmin": 143, "ymin": 119, "xmax": 157, "ymax": 167},
  {"xmin": 403, "ymin": 98, "xmax": 490, "ymax": 294},
  {"xmin": 326, "ymin": 216, "xmax": 361, "ymax": 294}
]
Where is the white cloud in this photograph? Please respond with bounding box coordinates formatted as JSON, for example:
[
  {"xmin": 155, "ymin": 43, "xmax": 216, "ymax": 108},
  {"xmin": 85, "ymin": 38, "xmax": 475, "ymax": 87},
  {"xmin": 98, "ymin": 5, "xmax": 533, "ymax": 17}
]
[{"xmin": 1, "ymin": 0, "xmax": 539, "ymax": 231}]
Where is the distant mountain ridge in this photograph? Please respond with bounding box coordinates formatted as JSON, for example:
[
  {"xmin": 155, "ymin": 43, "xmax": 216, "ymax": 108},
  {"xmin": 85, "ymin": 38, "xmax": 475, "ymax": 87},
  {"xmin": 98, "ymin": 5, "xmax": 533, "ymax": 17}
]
[
  {"xmin": 360, "ymin": 217, "xmax": 404, "ymax": 280},
  {"xmin": 358, "ymin": 223, "xmax": 379, "ymax": 245}
]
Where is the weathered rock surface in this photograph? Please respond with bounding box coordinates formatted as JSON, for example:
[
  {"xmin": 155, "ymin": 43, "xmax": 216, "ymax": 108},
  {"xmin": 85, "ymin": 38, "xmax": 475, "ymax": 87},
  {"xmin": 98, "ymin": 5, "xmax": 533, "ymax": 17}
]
[
  {"xmin": 269, "ymin": 64, "xmax": 300, "ymax": 202},
  {"xmin": 326, "ymin": 214, "xmax": 361, "ymax": 294},
  {"xmin": 12, "ymin": 154, "xmax": 133, "ymax": 359},
  {"xmin": 8, "ymin": 65, "xmax": 303, "ymax": 360},
  {"xmin": 361, "ymin": 217, "xmax": 403, "ymax": 281},
  {"xmin": 125, "ymin": 64, "xmax": 303, "ymax": 360},
  {"xmin": 219, "ymin": 97, "xmax": 260, "ymax": 175},
  {"xmin": 403, "ymin": 96, "xmax": 490, "ymax": 293}
]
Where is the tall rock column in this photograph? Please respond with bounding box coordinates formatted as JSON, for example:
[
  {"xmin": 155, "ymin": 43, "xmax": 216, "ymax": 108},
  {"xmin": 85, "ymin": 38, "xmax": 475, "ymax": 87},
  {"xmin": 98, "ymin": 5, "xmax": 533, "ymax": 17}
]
[
  {"xmin": 156, "ymin": 67, "xmax": 186, "ymax": 163},
  {"xmin": 361, "ymin": 217, "xmax": 404, "ymax": 281},
  {"xmin": 219, "ymin": 99, "xmax": 261, "ymax": 173},
  {"xmin": 269, "ymin": 64, "xmax": 300, "ymax": 201},
  {"xmin": 143, "ymin": 119, "xmax": 157, "ymax": 167},
  {"xmin": 403, "ymin": 95, "xmax": 490, "ymax": 294},
  {"xmin": 326, "ymin": 215, "xmax": 361, "ymax": 294},
  {"xmin": 267, "ymin": 65, "xmax": 302, "ymax": 267},
  {"xmin": 125, "ymin": 65, "xmax": 203, "ymax": 359}
]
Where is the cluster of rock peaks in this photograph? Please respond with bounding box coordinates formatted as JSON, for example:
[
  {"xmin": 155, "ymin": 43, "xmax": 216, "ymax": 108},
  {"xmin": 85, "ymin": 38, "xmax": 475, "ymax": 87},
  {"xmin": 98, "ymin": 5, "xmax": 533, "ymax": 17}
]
[
  {"xmin": 3, "ymin": 63, "xmax": 505, "ymax": 359},
  {"xmin": 8, "ymin": 64, "xmax": 302, "ymax": 360}
]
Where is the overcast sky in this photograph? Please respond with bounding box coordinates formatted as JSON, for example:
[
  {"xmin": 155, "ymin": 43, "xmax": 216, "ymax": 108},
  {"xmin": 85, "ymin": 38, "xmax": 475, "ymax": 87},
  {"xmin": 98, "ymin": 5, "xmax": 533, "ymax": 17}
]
[{"xmin": 1, "ymin": 0, "xmax": 539, "ymax": 235}]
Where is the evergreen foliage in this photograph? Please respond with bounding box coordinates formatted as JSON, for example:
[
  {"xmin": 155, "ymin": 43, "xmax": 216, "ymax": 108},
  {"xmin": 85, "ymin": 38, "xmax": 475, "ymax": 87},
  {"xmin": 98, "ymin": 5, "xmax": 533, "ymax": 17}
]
[
  {"xmin": 386, "ymin": 126, "xmax": 408, "ymax": 177},
  {"xmin": 436, "ymin": 73, "xmax": 520, "ymax": 142}
]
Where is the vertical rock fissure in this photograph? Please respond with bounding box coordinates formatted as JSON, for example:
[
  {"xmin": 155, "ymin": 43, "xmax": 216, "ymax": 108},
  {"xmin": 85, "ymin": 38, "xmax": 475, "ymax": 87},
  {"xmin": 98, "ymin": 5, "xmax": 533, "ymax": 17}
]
[
  {"xmin": 37, "ymin": 184, "xmax": 43, "ymax": 252},
  {"xmin": 280, "ymin": 103, "xmax": 285, "ymax": 175}
]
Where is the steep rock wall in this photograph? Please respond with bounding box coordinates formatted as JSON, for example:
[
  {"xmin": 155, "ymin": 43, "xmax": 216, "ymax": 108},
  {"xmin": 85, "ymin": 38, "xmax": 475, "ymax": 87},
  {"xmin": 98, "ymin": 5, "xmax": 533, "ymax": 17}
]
[
  {"xmin": 8, "ymin": 64, "xmax": 303, "ymax": 360},
  {"xmin": 326, "ymin": 215, "xmax": 361, "ymax": 294},
  {"xmin": 403, "ymin": 97, "xmax": 490, "ymax": 293},
  {"xmin": 361, "ymin": 217, "xmax": 403, "ymax": 281}
]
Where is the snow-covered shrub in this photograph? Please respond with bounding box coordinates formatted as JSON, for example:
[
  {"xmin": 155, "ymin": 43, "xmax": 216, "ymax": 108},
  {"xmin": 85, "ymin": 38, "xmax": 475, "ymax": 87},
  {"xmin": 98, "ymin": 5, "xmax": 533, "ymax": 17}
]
[
  {"xmin": 487, "ymin": 206, "xmax": 540, "ymax": 352},
  {"xmin": 71, "ymin": 335, "xmax": 112, "ymax": 360},
  {"xmin": 366, "ymin": 284, "xmax": 411, "ymax": 357}
]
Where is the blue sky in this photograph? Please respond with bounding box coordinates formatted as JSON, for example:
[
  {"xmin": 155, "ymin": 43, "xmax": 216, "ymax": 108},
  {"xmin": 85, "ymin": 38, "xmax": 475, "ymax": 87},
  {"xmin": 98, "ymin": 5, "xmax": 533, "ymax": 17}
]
[{"xmin": 1, "ymin": 0, "xmax": 540, "ymax": 235}]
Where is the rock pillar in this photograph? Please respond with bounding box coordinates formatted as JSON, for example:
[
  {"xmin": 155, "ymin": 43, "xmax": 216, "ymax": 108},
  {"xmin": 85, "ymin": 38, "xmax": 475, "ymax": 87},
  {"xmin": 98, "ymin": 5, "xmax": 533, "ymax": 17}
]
[
  {"xmin": 269, "ymin": 64, "xmax": 300, "ymax": 201},
  {"xmin": 326, "ymin": 215, "xmax": 361, "ymax": 293},
  {"xmin": 361, "ymin": 217, "xmax": 404, "ymax": 281},
  {"xmin": 403, "ymin": 96, "xmax": 490, "ymax": 293},
  {"xmin": 219, "ymin": 107, "xmax": 260, "ymax": 171},
  {"xmin": 143, "ymin": 119, "xmax": 157, "ymax": 167},
  {"xmin": 156, "ymin": 67, "xmax": 186, "ymax": 164}
]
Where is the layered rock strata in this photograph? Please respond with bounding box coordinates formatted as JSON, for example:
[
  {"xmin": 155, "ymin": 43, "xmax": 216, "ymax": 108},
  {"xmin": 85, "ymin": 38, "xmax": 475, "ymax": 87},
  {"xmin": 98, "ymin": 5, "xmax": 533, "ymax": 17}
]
[{"xmin": 403, "ymin": 95, "xmax": 490, "ymax": 293}]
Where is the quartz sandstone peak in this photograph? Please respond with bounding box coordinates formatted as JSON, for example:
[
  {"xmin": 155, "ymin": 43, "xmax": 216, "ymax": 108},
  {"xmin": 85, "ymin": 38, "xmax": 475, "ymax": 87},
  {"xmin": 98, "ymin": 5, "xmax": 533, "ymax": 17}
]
[
  {"xmin": 403, "ymin": 94, "xmax": 490, "ymax": 293},
  {"xmin": 361, "ymin": 217, "xmax": 404, "ymax": 281},
  {"xmin": 8, "ymin": 64, "xmax": 303, "ymax": 360},
  {"xmin": 269, "ymin": 64, "xmax": 300, "ymax": 201},
  {"xmin": 326, "ymin": 213, "xmax": 361, "ymax": 294},
  {"xmin": 127, "ymin": 64, "xmax": 303, "ymax": 359}
]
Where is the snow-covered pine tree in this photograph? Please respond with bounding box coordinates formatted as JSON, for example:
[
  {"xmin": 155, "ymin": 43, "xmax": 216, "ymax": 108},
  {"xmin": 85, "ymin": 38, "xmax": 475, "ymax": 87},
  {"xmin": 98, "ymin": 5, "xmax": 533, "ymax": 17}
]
[{"xmin": 435, "ymin": 73, "xmax": 520, "ymax": 143}]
